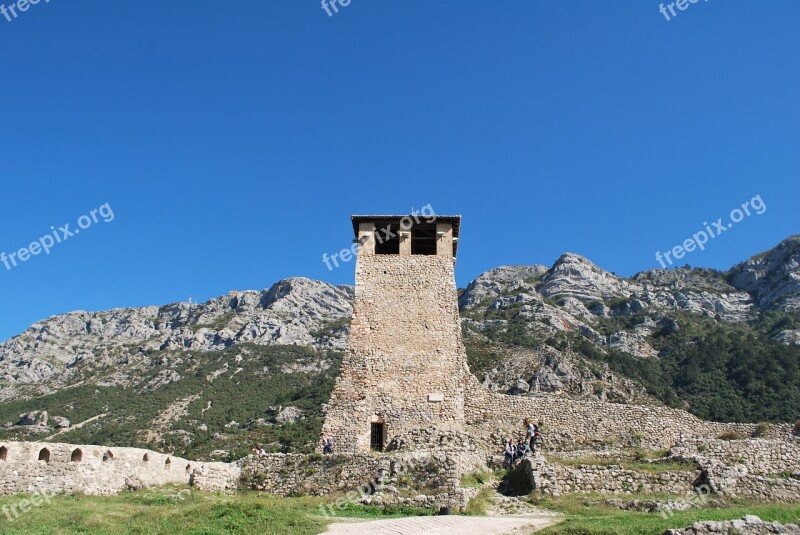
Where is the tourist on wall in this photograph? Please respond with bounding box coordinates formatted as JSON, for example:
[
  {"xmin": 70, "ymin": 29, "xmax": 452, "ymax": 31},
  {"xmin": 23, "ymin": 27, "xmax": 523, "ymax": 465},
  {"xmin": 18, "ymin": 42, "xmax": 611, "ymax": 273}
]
[
  {"xmin": 321, "ymin": 433, "xmax": 334, "ymax": 454},
  {"xmin": 503, "ymin": 439, "xmax": 514, "ymax": 468},
  {"xmin": 524, "ymin": 418, "xmax": 536, "ymax": 452}
]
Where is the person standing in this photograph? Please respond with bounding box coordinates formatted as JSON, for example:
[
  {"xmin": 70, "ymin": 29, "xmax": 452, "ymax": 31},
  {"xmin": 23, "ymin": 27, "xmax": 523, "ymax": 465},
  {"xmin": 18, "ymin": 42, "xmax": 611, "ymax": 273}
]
[
  {"xmin": 321, "ymin": 432, "xmax": 334, "ymax": 454},
  {"xmin": 503, "ymin": 439, "xmax": 514, "ymax": 468},
  {"xmin": 524, "ymin": 418, "xmax": 536, "ymax": 453}
]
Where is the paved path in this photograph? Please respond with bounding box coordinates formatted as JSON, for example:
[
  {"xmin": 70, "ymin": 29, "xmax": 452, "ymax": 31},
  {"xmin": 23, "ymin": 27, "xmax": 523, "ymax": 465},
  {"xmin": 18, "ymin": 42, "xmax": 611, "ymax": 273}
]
[{"xmin": 322, "ymin": 514, "xmax": 557, "ymax": 534}]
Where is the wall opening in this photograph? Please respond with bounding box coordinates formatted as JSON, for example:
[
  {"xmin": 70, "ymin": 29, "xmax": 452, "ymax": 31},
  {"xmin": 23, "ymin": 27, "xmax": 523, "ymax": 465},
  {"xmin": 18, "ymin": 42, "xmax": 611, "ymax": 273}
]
[
  {"xmin": 411, "ymin": 224, "xmax": 437, "ymax": 255},
  {"xmin": 165, "ymin": 457, "xmax": 172, "ymax": 469},
  {"xmin": 374, "ymin": 223, "xmax": 400, "ymax": 255},
  {"xmin": 71, "ymin": 449, "xmax": 82, "ymax": 462},
  {"xmin": 370, "ymin": 422, "xmax": 385, "ymax": 452},
  {"xmin": 0, "ymin": 445, "xmax": 7, "ymax": 461},
  {"xmin": 186, "ymin": 463, "xmax": 192, "ymax": 473},
  {"xmin": 38, "ymin": 448, "xmax": 50, "ymax": 463},
  {"xmin": 142, "ymin": 453, "xmax": 149, "ymax": 462},
  {"xmin": 103, "ymin": 450, "xmax": 114, "ymax": 462}
]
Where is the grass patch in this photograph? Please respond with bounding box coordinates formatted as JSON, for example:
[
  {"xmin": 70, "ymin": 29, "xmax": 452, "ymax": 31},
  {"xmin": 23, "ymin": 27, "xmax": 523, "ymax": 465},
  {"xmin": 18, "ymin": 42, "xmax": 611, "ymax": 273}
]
[
  {"xmin": 463, "ymin": 487, "xmax": 494, "ymax": 516},
  {"xmin": 534, "ymin": 495, "xmax": 800, "ymax": 535},
  {"xmin": 460, "ymin": 469, "xmax": 492, "ymax": 488},
  {"xmin": 0, "ymin": 487, "xmax": 429, "ymax": 535}
]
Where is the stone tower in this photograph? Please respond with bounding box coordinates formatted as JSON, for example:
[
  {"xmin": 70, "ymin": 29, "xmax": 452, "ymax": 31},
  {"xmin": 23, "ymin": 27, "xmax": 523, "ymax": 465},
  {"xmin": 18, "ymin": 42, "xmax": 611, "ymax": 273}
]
[{"xmin": 322, "ymin": 214, "xmax": 472, "ymax": 453}]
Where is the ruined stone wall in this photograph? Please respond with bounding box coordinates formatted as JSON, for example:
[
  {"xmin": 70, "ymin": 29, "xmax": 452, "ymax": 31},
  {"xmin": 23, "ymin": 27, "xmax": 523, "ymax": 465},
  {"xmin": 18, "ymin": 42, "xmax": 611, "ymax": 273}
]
[
  {"xmin": 553, "ymin": 464, "xmax": 698, "ymax": 495},
  {"xmin": 323, "ymin": 254, "xmax": 473, "ymax": 453},
  {"xmin": 240, "ymin": 450, "xmax": 484, "ymax": 511},
  {"xmin": 0, "ymin": 441, "xmax": 239, "ymax": 496},
  {"xmin": 463, "ymin": 384, "xmax": 787, "ymax": 451},
  {"xmin": 730, "ymin": 474, "xmax": 800, "ymax": 502},
  {"xmin": 520, "ymin": 456, "xmax": 698, "ymax": 496},
  {"xmin": 670, "ymin": 438, "xmax": 800, "ymax": 476}
]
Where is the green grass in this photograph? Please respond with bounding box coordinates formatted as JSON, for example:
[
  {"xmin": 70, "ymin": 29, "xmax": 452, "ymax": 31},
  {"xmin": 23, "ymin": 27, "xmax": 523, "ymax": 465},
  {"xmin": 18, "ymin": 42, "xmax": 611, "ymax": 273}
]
[
  {"xmin": 534, "ymin": 495, "xmax": 800, "ymax": 535},
  {"xmin": 463, "ymin": 487, "xmax": 494, "ymax": 516},
  {"xmin": 0, "ymin": 487, "xmax": 431, "ymax": 535},
  {"xmin": 459, "ymin": 469, "xmax": 492, "ymax": 488}
]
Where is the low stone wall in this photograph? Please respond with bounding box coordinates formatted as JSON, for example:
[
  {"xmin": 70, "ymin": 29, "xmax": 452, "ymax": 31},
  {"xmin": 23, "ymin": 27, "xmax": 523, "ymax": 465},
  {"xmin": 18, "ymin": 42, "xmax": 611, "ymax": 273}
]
[
  {"xmin": 520, "ymin": 455, "xmax": 698, "ymax": 496},
  {"xmin": 240, "ymin": 449, "xmax": 485, "ymax": 511},
  {"xmin": 189, "ymin": 460, "xmax": 242, "ymax": 492},
  {"xmin": 671, "ymin": 438, "xmax": 800, "ymax": 476},
  {"xmin": 666, "ymin": 515, "xmax": 800, "ymax": 535},
  {"xmin": 731, "ymin": 474, "xmax": 800, "ymax": 502},
  {"xmin": 464, "ymin": 382, "xmax": 789, "ymax": 451},
  {"xmin": 553, "ymin": 464, "xmax": 698, "ymax": 496},
  {"xmin": 0, "ymin": 441, "xmax": 238, "ymax": 496}
]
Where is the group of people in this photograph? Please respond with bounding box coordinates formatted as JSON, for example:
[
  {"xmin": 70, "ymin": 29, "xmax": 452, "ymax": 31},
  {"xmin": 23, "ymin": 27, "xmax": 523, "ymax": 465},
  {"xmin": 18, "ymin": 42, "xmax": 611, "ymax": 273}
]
[{"xmin": 502, "ymin": 418, "xmax": 544, "ymax": 468}]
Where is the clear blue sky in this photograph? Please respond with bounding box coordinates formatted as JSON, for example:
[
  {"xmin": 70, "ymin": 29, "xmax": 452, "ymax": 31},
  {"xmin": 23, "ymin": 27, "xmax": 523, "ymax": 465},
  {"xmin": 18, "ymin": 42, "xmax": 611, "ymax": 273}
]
[{"xmin": 0, "ymin": 1, "xmax": 798, "ymax": 342}]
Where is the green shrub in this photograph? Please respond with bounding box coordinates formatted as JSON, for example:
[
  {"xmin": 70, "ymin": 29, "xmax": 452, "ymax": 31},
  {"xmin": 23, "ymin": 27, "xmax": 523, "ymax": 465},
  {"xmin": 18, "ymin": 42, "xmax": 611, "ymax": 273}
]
[{"xmin": 753, "ymin": 423, "xmax": 771, "ymax": 437}]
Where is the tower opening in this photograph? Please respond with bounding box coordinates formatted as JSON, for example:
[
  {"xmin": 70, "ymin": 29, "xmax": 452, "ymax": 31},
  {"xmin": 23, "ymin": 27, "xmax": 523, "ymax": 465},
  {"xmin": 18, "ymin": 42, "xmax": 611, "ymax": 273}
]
[
  {"xmin": 411, "ymin": 224, "xmax": 437, "ymax": 255},
  {"xmin": 71, "ymin": 449, "xmax": 82, "ymax": 462},
  {"xmin": 38, "ymin": 448, "xmax": 50, "ymax": 463},
  {"xmin": 0, "ymin": 445, "xmax": 7, "ymax": 461},
  {"xmin": 374, "ymin": 223, "xmax": 400, "ymax": 255},
  {"xmin": 370, "ymin": 422, "xmax": 385, "ymax": 452}
]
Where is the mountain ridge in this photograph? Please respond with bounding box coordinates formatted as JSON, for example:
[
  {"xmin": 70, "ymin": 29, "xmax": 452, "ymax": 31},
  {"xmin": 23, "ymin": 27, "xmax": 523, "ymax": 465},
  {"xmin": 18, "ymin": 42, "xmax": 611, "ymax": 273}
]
[{"xmin": 0, "ymin": 236, "xmax": 797, "ymax": 458}]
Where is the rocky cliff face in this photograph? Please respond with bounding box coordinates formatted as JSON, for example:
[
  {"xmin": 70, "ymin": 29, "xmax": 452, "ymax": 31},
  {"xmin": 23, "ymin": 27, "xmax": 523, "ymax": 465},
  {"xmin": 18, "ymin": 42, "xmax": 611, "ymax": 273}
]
[
  {"xmin": 0, "ymin": 278, "xmax": 352, "ymax": 402},
  {"xmin": 729, "ymin": 235, "xmax": 800, "ymax": 311},
  {"xmin": 459, "ymin": 236, "xmax": 800, "ymax": 404}
]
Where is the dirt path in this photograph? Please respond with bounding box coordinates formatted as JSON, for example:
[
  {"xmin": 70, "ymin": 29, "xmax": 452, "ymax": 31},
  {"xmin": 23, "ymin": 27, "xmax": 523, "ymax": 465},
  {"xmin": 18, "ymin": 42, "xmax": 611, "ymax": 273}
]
[
  {"xmin": 322, "ymin": 514, "xmax": 558, "ymax": 534},
  {"xmin": 44, "ymin": 413, "xmax": 107, "ymax": 440}
]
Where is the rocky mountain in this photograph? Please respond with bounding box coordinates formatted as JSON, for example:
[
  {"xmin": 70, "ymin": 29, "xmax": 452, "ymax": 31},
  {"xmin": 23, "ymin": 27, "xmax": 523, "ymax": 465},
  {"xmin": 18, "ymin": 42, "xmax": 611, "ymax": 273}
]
[
  {"xmin": 0, "ymin": 236, "xmax": 797, "ymax": 458},
  {"xmin": 0, "ymin": 278, "xmax": 352, "ymax": 402},
  {"xmin": 460, "ymin": 236, "xmax": 800, "ymax": 420}
]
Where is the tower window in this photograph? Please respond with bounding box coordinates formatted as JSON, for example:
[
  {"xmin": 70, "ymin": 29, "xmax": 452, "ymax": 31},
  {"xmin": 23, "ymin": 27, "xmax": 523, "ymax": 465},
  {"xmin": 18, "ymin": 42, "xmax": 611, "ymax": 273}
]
[
  {"xmin": 370, "ymin": 422, "xmax": 385, "ymax": 452},
  {"xmin": 38, "ymin": 448, "xmax": 50, "ymax": 463},
  {"xmin": 411, "ymin": 224, "xmax": 437, "ymax": 255},
  {"xmin": 374, "ymin": 223, "xmax": 400, "ymax": 254}
]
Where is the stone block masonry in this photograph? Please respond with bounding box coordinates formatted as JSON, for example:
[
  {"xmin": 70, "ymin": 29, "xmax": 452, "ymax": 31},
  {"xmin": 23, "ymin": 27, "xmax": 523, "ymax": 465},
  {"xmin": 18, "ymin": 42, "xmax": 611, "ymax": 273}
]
[
  {"xmin": 324, "ymin": 244, "xmax": 474, "ymax": 453},
  {"xmin": 671, "ymin": 438, "xmax": 800, "ymax": 476},
  {"xmin": 240, "ymin": 449, "xmax": 484, "ymax": 512}
]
